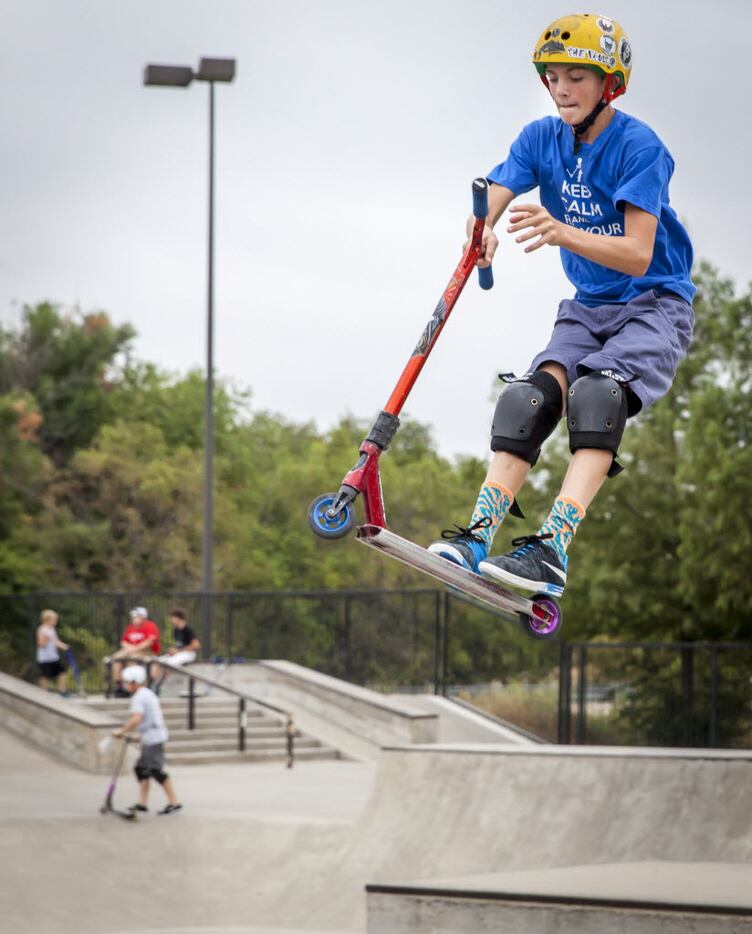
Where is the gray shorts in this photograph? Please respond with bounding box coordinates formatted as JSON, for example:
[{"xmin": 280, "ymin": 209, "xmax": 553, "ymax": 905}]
[
  {"xmin": 529, "ymin": 289, "xmax": 694, "ymax": 416},
  {"xmin": 136, "ymin": 743, "xmax": 165, "ymax": 772}
]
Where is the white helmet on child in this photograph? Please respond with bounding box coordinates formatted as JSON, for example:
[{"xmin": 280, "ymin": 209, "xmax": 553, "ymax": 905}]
[
  {"xmin": 122, "ymin": 665, "xmax": 147, "ymax": 685},
  {"xmin": 130, "ymin": 606, "xmax": 148, "ymax": 620}
]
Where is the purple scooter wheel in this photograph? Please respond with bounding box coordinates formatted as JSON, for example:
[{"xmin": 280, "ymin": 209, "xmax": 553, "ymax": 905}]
[{"xmin": 519, "ymin": 594, "xmax": 563, "ymax": 640}]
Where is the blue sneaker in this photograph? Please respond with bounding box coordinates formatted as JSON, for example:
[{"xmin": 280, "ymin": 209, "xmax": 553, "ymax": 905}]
[
  {"xmin": 427, "ymin": 517, "xmax": 490, "ymax": 573},
  {"xmin": 479, "ymin": 533, "xmax": 566, "ymax": 597}
]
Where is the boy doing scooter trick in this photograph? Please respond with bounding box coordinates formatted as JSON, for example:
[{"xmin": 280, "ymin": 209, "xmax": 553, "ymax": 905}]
[{"xmin": 429, "ymin": 13, "xmax": 695, "ymax": 597}]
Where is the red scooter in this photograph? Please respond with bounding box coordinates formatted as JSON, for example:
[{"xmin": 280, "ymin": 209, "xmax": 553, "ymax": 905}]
[{"xmin": 308, "ymin": 179, "xmax": 562, "ymax": 639}]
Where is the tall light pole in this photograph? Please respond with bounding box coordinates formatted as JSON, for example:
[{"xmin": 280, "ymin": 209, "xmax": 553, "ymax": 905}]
[{"xmin": 144, "ymin": 58, "xmax": 236, "ymax": 652}]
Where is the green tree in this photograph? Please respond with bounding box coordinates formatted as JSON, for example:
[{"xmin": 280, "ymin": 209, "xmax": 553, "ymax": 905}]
[
  {"xmin": 3, "ymin": 264, "xmax": 752, "ymax": 690},
  {"xmin": 109, "ymin": 363, "xmax": 246, "ymax": 453},
  {"xmin": 676, "ymin": 265, "xmax": 752, "ymax": 637},
  {"xmin": 0, "ymin": 303, "xmax": 134, "ymax": 466},
  {"xmin": 23, "ymin": 420, "xmax": 203, "ymax": 590},
  {"xmin": 552, "ymin": 263, "xmax": 752, "ymax": 641},
  {"xmin": 0, "ymin": 392, "xmax": 49, "ymax": 591}
]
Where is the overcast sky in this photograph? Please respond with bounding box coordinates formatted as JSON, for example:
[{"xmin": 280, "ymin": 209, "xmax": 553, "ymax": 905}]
[{"xmin": 2, "ymin": 0, "xmax": 750, "ymax": 460}]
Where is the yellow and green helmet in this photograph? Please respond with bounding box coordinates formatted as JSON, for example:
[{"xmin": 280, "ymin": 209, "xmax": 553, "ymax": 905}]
[{"xmin": 533, "ymin": 13, "xmax": 632, "ymax": 101}]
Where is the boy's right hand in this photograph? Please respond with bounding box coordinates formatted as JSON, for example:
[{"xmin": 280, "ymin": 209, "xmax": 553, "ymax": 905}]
[{"xmin": 464, "ymin": 218, "xmax": 498, "ymax": 268}]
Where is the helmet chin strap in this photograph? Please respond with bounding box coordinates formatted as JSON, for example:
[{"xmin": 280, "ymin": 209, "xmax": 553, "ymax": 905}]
[
  {"xmin": 571, "ymin": 75, "xmax": 616, "ymax": 154},
  {"xmin": 572, "ymin": 100, "xmax": 608, "ymax": 153}
]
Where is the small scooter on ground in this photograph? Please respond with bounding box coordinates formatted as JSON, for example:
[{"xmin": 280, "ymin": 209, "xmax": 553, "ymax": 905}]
[
  {"xmin": 65, "ymin": 648, "xmax": 88, "ymax": 698},
  {"xmin": 99, "ymin": 736, "xmax": 138, "ymax": 821},
  {"xmin": 308, "ymin": 179, "xmax": 562, "ymax": 640}
]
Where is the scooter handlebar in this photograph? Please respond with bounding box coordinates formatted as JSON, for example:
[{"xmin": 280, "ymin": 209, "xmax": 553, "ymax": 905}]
[
  {"xmin": 477, "ymin": 265, "xmax": 494, "ymax": 291},
  {"xmin": 471, "ymin": 177, "xmax": 489, "ymax": 220},
  {"xmin": 471, "ymin": 178, "xmax": 494, "ymax": 291}
]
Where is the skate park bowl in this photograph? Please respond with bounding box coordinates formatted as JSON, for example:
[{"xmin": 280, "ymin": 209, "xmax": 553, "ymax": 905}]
[{"xmin": 2, "ymin": 665, "xmax": 752, "ymax": 932}]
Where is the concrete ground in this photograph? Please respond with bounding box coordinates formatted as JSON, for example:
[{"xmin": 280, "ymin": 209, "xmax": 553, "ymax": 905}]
[
  {"xmin": 0, "ymin": 727, "xmax": 374, "ymax": 934},
  {"xmin": 0, "ymin": 726, "xmax": 374, "ymax": 823},
  {"xmin": 5, "ymin": 727, "xmax": 752, "ymax": 933}
]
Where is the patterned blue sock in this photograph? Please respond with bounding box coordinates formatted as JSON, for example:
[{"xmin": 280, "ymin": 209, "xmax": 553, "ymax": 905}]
[
  {"xmin": 537, "ymin": 497, "xmax": 586, "ymax": 563},
  {"xmin": 469, "ymin": 483, "xmax": 514, "ymax": 552}
]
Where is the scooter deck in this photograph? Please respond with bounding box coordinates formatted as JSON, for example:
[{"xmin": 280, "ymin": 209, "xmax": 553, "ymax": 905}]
[
  {"xmin": 101, "ymin": 797, "xmax": 137, "ymax": 821},
  {"xmin": 356, "ymin": 524, "xmax": 534, "ymax": 621}
]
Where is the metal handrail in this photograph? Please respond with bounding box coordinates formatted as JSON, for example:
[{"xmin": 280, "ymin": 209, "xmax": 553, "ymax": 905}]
[{"xmin": 163, "ymin": 661, "xmax": 295, "ymax": 768}]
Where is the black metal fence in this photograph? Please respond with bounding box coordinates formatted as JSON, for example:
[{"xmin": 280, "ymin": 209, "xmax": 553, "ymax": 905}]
[
  {"xmin": 0, "ymin": 589, "xmax": 558, "ymax": 694},
  {"xmin": 558, "ymin": 641, "xmax": 752, "ymax": 749},
  {"xmin": 2, "ymin": 590, "xmax": 750, "ymax": 749}
]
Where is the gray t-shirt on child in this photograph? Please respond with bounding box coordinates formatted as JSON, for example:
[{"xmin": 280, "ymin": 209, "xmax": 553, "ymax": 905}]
[{"xmin": 129, "ymin": 686, "xmax": 169, "ymax": 746}]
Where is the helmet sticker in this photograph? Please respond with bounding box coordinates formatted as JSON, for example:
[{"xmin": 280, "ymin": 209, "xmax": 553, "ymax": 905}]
[
  {"xmin": 596, "ymin": 16, "xmax": 615, "ymax": 33},
  {"xmin": 619, "ymin": 37, "xmax": 632, "ymax": 68},
  {"xmin": 535, "ymin": 38, "xmax": 566, "ymax": 59},
  {"xmin": 600, "ymin": 35, "xmax": 616, "ymax": 54},
  {"xmin": 566, "ymin": 46, "xmax": 616, "ymax": 69}
]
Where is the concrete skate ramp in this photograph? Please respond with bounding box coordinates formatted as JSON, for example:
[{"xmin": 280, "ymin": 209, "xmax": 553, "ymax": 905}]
[
  {"xmin": 4, "ymin": 728, "xmax": 752, "ymax": 933},
  {"xmin": 356, "ymin": 744, "xmax": 752, "ymax": 931},
  {"xmin": 354, "ymin": 744, "xmax": 752, "ymax": 880}
]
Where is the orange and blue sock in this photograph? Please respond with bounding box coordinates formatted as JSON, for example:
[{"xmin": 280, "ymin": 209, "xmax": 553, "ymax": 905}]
[
  {"xmin": 469, "ymin": 482, "xmax": 514, "ymax": 552},
  {"xmin": 537, "ymin": 497, "xmax": 586, "ymax": 563}
]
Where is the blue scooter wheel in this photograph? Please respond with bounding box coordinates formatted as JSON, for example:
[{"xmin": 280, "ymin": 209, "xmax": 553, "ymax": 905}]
[{"xmin": 308, "ymin": 493, "xmax": 356, "ymax": 540}]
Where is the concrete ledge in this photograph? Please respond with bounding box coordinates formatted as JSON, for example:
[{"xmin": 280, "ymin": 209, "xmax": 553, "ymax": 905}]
[
  {"xmin": 0, "ymin": 672, "xmax": 120, "ymax": 773},
  {"xmin": 391, "ymin": 694, "xmax": 537, "ymax": 745},
  {"xmin": 367, "ymin": 862, "xmax": 752, "ymax": 933},
  {"xmin": 367, "ymin": 892, "xmax": 752, "ymax": 934},
  {"xmin": 383, "ymin": 741, "xmax": 752, "ymax": 760},
  {"xmin": 190, "ymin": 661, "xmax": 438, "ymax": 758}
]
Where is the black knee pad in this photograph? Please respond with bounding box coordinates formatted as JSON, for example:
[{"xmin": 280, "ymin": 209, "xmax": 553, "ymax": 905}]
[
  {"xmin": 135, "ymin": 764, "xmax": 151, "ymax": 782},
  {"xmin": 567, "ymin": 372, "xmax": 628, "ymax": 472},
  {"xmin": 491, "ymin": 370, "xmax": 563, "ymax": 466},
  {"xmin": 151, "ymin": 768, "xmax": 168, "ymax": 785}
]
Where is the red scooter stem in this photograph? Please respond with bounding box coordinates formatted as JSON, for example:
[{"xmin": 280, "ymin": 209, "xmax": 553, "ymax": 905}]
[
  {"xmin": 340, "ymin": 441, "xmax": 386, "ymax": 527},
  {"xmin": 384, "ymin": 213, "xmax": 487, "ymax": 416}
]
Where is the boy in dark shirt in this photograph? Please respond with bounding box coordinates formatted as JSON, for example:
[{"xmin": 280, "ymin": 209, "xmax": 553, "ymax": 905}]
[{"xmin": 150, "ymin": 609, "xmax": 200, "ymax": 692}]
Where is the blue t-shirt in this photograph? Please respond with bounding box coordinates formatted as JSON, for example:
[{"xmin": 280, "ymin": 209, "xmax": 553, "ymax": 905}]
[{"xmin": 486, "ymin": 110, "xmax": 695, "ymax": 306}]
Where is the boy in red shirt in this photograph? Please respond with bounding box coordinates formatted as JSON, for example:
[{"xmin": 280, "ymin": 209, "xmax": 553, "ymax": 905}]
[{"xmin": 105, "ymin": 607, "xmax": 161, "ymax": 697}]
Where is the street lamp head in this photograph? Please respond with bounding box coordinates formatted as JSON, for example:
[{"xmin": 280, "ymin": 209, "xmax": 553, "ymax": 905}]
[
  {"xmin": 143, "ymin": 64, "xmax": 194, "ymax": 87},
  {"xmin": 195, "ymin": 58, "xmax": 236, "ymax": 83}
]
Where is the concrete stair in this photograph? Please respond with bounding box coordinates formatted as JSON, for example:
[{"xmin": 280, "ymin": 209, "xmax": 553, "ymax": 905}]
[{"xmin": 85, "ymin": 695, "xmax": 340, "ymax": 766}]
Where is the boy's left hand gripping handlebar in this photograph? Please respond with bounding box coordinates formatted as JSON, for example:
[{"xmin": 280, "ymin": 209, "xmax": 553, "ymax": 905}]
[{"xmin": 471, "ymin": 178, "xmax": 494, "ymax": 291}]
